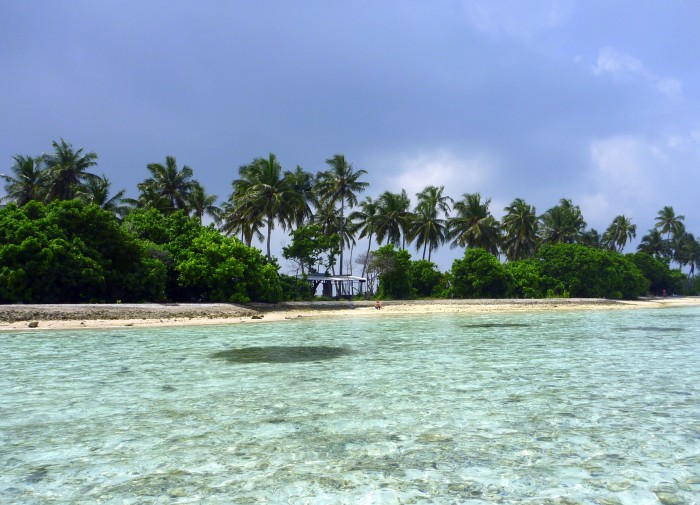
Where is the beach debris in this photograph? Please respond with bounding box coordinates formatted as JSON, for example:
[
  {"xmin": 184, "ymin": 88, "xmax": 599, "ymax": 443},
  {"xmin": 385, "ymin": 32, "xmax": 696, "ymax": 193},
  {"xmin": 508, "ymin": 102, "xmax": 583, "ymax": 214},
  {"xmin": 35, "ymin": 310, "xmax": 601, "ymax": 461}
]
[{"xmin": 28, "ymin": 321, "xmax": 39, "ymax": 328}]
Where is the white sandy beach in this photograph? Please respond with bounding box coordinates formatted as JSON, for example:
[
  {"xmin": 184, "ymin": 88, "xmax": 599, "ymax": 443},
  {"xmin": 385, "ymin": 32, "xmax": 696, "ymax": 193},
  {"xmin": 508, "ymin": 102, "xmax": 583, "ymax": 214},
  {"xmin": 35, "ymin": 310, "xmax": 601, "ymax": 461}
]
[{"xmin": 1, "ymin": 297, "xmax": 698, "ymax": 331}]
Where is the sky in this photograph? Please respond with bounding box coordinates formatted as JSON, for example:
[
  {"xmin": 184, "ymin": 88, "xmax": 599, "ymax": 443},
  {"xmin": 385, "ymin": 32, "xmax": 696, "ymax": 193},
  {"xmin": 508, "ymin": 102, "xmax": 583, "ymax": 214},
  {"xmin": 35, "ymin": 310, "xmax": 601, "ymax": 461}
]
[{"xmin": 2, "ymin": 0, "xmax": 699, "ymax": 272}]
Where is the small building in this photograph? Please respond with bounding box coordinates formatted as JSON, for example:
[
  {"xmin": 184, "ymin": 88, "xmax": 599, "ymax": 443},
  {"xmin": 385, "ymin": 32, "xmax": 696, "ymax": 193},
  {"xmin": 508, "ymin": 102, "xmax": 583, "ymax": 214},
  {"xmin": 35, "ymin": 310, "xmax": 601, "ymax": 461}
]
[{"xmin": 306, "ymin": 274, "xmax": 366, "ymax": 300}]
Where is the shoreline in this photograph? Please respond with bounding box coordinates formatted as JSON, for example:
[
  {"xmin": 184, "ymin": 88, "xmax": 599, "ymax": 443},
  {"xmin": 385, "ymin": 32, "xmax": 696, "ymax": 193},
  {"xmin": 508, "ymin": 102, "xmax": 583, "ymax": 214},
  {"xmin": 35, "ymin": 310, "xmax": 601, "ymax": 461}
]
[{"xmin": 1, "ymin": 297, "xmax": 699, "ymax": 331}]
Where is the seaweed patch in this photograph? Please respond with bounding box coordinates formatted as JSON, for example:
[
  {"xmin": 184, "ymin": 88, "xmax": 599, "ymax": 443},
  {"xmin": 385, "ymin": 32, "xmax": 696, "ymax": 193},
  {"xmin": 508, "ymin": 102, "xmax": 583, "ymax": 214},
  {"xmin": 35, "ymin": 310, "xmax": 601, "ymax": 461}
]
[{"xmin": 211, "ymin": 346, "xmax": 354, "ymax": 364}]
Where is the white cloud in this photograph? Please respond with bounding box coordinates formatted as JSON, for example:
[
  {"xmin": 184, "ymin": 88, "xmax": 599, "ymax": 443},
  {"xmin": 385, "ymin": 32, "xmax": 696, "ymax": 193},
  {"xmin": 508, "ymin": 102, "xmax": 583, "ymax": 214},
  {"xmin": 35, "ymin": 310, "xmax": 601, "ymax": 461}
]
[
  {"xmin": 461, "ymin": 0, "xmax": 573, "ymax": 40},
  {"xmin": 385, "ymin": 149, "xmax": 497, "ymax": 199},
  {"xmin": 593, "ymin": 47, "xmax": 682, "ymax": 100},
  {"xmin": 582, "ymin": 132, "xmax": 700, "ymax": 231},
  {"xmin": 593, "ymin": 47, "xmax": 644, "ymax": 75}
]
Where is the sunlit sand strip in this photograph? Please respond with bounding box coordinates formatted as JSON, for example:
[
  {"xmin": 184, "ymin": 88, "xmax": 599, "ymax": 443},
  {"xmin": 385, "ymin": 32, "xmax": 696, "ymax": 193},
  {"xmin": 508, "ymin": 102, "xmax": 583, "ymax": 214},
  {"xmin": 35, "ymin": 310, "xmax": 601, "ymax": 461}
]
[{"xmin": 1, "ymin": 297, "xmax": 698, "ymax": 331}]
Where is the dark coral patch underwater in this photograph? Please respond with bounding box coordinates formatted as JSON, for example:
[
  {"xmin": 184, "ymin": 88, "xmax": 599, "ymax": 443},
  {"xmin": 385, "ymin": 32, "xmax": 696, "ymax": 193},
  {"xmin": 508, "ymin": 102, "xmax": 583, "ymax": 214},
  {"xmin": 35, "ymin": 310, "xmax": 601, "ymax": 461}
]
[{"xmin": 211, "ymin": 346, "xmax": 354, "ymax": 364}]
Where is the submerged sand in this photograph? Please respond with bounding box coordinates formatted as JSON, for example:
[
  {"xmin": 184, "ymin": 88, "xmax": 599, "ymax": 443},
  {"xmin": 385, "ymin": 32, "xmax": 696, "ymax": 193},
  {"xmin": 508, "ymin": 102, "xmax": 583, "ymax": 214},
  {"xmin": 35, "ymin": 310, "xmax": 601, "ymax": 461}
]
[{"xmin": 1, "ymin": 297, "xmax": 698, "ymax": 331}]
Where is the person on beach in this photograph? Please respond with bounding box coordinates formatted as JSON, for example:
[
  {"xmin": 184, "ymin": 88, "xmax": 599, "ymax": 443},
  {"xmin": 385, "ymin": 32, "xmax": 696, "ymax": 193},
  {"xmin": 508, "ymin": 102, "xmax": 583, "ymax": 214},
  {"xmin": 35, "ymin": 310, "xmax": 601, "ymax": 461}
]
[{"xmin": 375, "ymin": 300, "xmax": 382, "ymax": 310}]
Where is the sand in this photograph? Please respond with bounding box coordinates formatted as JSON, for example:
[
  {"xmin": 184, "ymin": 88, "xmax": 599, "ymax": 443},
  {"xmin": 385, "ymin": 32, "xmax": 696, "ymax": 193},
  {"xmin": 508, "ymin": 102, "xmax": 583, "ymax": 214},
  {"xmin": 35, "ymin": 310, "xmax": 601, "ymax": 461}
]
[{"xmin": 1, "ymin": 297, "xmax": 698, "ymax": 331}]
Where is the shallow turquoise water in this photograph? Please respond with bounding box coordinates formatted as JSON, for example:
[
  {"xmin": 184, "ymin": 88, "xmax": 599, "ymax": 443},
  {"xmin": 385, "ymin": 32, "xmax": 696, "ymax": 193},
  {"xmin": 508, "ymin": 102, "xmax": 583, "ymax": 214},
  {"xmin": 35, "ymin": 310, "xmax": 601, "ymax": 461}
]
[{"xmin": 1, "ymin": 307, "xmax": 699, "ymax": 504}]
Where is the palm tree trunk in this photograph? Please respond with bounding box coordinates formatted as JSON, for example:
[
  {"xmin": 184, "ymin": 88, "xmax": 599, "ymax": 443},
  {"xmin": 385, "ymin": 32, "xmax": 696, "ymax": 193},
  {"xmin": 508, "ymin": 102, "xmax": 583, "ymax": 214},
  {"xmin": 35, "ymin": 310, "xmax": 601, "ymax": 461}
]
[
  {"xmin": 266, "ymin": 214, "xmax": 273, "ymax": 261},
  {"xmin": 422, "ymin": 241, "xmax": 427, "ymax": 260},
  {"xmin": 339, "ymin": 199, "xmax": 345, "ymax": 276},
  {"xmin": 362, "ymin": 232, "xmax": 373, "ymax": 278}
]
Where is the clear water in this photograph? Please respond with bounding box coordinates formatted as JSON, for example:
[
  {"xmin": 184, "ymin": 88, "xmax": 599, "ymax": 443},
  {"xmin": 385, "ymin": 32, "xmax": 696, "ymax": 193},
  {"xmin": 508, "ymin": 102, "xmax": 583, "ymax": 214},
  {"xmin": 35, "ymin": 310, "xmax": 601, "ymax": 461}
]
[{"xmin": 1, "ymin": 307, "xmax": 699, "ymax": 504}]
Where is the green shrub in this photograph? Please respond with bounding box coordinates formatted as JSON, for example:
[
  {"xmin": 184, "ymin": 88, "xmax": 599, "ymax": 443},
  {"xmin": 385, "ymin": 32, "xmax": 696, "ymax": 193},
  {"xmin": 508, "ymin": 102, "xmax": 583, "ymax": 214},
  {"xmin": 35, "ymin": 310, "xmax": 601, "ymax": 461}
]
[
  {"xmin": 0, "ymin": 201, "xmax": 166, "ymax": 303},
  {"xmin": 407, "ymin": 260, "xmax": 443, "ymax": 297},
  {"xmin": 450, "ymin": 248, "xmax": 512, "ymax": 298},
  {"xmin": 537, "ymin": 244, "xmax": 648, "ymax": 299}
]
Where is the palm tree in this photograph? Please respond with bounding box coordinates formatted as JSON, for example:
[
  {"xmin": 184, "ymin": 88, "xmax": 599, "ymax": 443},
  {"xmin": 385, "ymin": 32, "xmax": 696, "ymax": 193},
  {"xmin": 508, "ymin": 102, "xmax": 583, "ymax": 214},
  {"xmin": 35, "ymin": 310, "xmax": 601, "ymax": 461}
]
[
  {"xmin": 579, "ymin": 229, "xmax": 604, "ymax": 249},
  {"xmin": 411, "ymin": 185, "xmax": 452, "ymax": 261},
  {"xmin": 232, "ymin": 153, "xmax": 299, "ymax": 261},
  {"xmin": 77, "ymin": 174, "xmax": 128, "ymax": 217},
  {"xmin": 654, "ymin": 206, "xmax": 685, "ymax": 241},
  {"xmin": 284, "ymin": 165, "xmax": 315, "ymax": 230},
  {"xmin": 680, "ymin": 234, "xmax": 700, "ymax": 278},
  {"xmin": 141, "ymin": 156, "xmax": 195, "ymax": 214},
  {"xmin": 219, "ymin": 198, "xmax": 264, "ymax": 246},
  {"xmin": 124, "ymin": 182, "xmax": 171, "ymax": 214},
  {"xmin": 637, "ymin": 229, "xmax": 668, "ymax": 259},
  {"xmin": 187, "ymin": 181, "xmax": 221, "ymax": 225},
  {"xmin": 501, "ymin": 198, "xmax": 538, "ymax": 260},
  {"xmin": 349, "ymin": 196, "xmax": 380, "ymax": 278},
  {"xmin": 447, "ymin": 193, "xmax": 500, "ymax": 254},
  {"xmin": 1, "ymin": 154, "xmax": 48, "ymax": 205},
  {"xmin": 45, "ymin": 139, "xmax": 98, "ymax": 201},
  {"xmin": 313, "ymin": 199, "xmax": 341, "ymax": 237},
  {"xmin": 539, "ymin": 198, "xmax": 586, "ymax": 244},
  {"xmin": 654, "ymin": 206, "xmax": 686, "ymax": 267},
  {"xmin": 375, "ymin": 190, "xmax": 412, "ymax": 249},
  {"xmin": 671, "ymin": 232, "xmax": 699, "ymax": 275},
  {"xmin": 602, "ymin": 215, "xmax": 637, "ymax": 252},
  {"xmin": 312, "ymin": 199, "xmax": 357, "ymax": 274},
  {"xmin": 314, "ymin": 154, "xmax": 368, "ymax": 275}
]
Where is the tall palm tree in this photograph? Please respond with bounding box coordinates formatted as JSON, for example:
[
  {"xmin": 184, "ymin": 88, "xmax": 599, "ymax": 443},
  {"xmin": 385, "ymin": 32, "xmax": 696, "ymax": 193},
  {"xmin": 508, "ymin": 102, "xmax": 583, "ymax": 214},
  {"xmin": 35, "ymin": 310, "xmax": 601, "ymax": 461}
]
[
  {"xmin": 654, "ymin": 206, "xmax": 685, "ymax": 241},
  {"xmin": 654, "ymin": 206, "xmax": 686, "ymax": 268},
  {"xmin": 411, "ymin": 185, "xmax": 452, "ymax": 261},
  {"xmin": 539, "ymin": 198, "xmax": 586, "ymax": 245},
  {"xmin": 447, "ymin": 192, "xmax": 500, "ymax": 254},
  {"xmin": 501, "ymin": 198, "xmax": 538, "ymax": 260},
  {"xmin": 375, "ymin": 190, "xmax": 412, "ymax": 249},
  {"xmin": 313, "ymin": 199, "xmax": 341, "ymax": 237},
  {"xmin": 314, "ymin": 154, "xmax": 368, "ymax": 275},
  {"xmin": 45, "ymin": 139, "xmax": 98, "ymax": 201},
  {"xmin": 637, "ymin": 229, "xmax": 668, "ymax": 259},
  {"xmin": 602, "ymin": 214, "xmax": 637, "ymax": 252},
  {"xmin": 284, "ymin": 165, "xmax": 315, "ymax": 230},
  {"xmin": 679, "ymin": 234, "xmax": 700, "ymax": 278},
  {"xmin": 349, "ymin": 196, "xmax": 380, "ymax": 278},
  {"xmin": 232, "ymin": 153, "xmax": 299, "ymax": 261},
  {"xmin": 77, "ymin": 174, "xmax": 128, "ymax": 217},
  {"xmin": 579, "ymin": 228, "xmax": 604, "ymax": 249},
  {"xmin": 124, "ymin": 182, "xmax": 171, "ymax": 214},
  {"xmin": 671, "ymin": 232, "xmax": 700, "ymax": 275},
  {"xmin": 1, "ymin": 154, "xmax": 48, "ymax": 205},
  {"xmin": 187, "ymin": 181, "xmax": 221, "ymax": 225},
  {"xmin": 219, "ymin": 198, "xmax": 264, "ymax": 246},
  {"xmin": 312, "ymin": 199, "xmax": 357, "ymax": 274},
  {"xmin": 141, "ymin": 156, "xmax": 195, "ymax": 214}
]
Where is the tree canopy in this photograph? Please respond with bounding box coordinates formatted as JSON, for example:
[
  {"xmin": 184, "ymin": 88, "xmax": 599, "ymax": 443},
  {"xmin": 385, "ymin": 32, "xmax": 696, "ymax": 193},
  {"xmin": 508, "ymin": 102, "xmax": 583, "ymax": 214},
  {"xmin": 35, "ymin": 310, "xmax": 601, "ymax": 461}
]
[{"xmin": 2, "ymin": 140, "xmax": 698, "ymax": 302}]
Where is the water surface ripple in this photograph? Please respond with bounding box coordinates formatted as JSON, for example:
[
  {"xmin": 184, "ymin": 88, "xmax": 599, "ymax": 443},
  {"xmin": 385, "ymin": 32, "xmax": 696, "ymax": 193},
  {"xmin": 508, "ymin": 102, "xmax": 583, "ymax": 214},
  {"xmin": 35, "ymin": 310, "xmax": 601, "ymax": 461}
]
[{"xmin": 1, "ymin": 307, "xmax": 698, "ymax": 504}]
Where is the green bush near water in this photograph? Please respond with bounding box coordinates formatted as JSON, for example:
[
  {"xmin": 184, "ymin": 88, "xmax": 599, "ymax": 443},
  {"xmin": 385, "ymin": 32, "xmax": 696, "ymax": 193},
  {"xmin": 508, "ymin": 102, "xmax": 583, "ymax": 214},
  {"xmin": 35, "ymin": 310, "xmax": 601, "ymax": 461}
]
[
  {"xmin": 450, "ymin": 248, "xmax": 512, "ymax": 298},
  {"xmin": 0, "ymin": 201, "xmax": 166, "ymax": 303},
  {"xmin": 536, "ymin": 244, "xmax": 648, "ymax": 299},
  {"xmin": 0, "ymin": 202, "xmax": 683, "ymax": 304},
  {"xmin": 123, "ymin": 208, "xmax": 283, "ymax": 303},
  {"xmin": 448, "ymin": 244, "xmax": 651, "ymax": 300},
  {"xmin": 0, "ymin": 202, "xmax": 283, "ymax": 303}
]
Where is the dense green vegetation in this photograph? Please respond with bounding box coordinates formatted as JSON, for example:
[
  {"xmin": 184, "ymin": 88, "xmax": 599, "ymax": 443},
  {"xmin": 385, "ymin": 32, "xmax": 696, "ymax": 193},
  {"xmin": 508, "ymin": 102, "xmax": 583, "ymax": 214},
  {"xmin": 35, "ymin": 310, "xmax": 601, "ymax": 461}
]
[{"xmin": 1, "ymin": 139, "xmax": 697, "ymax": 303}]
